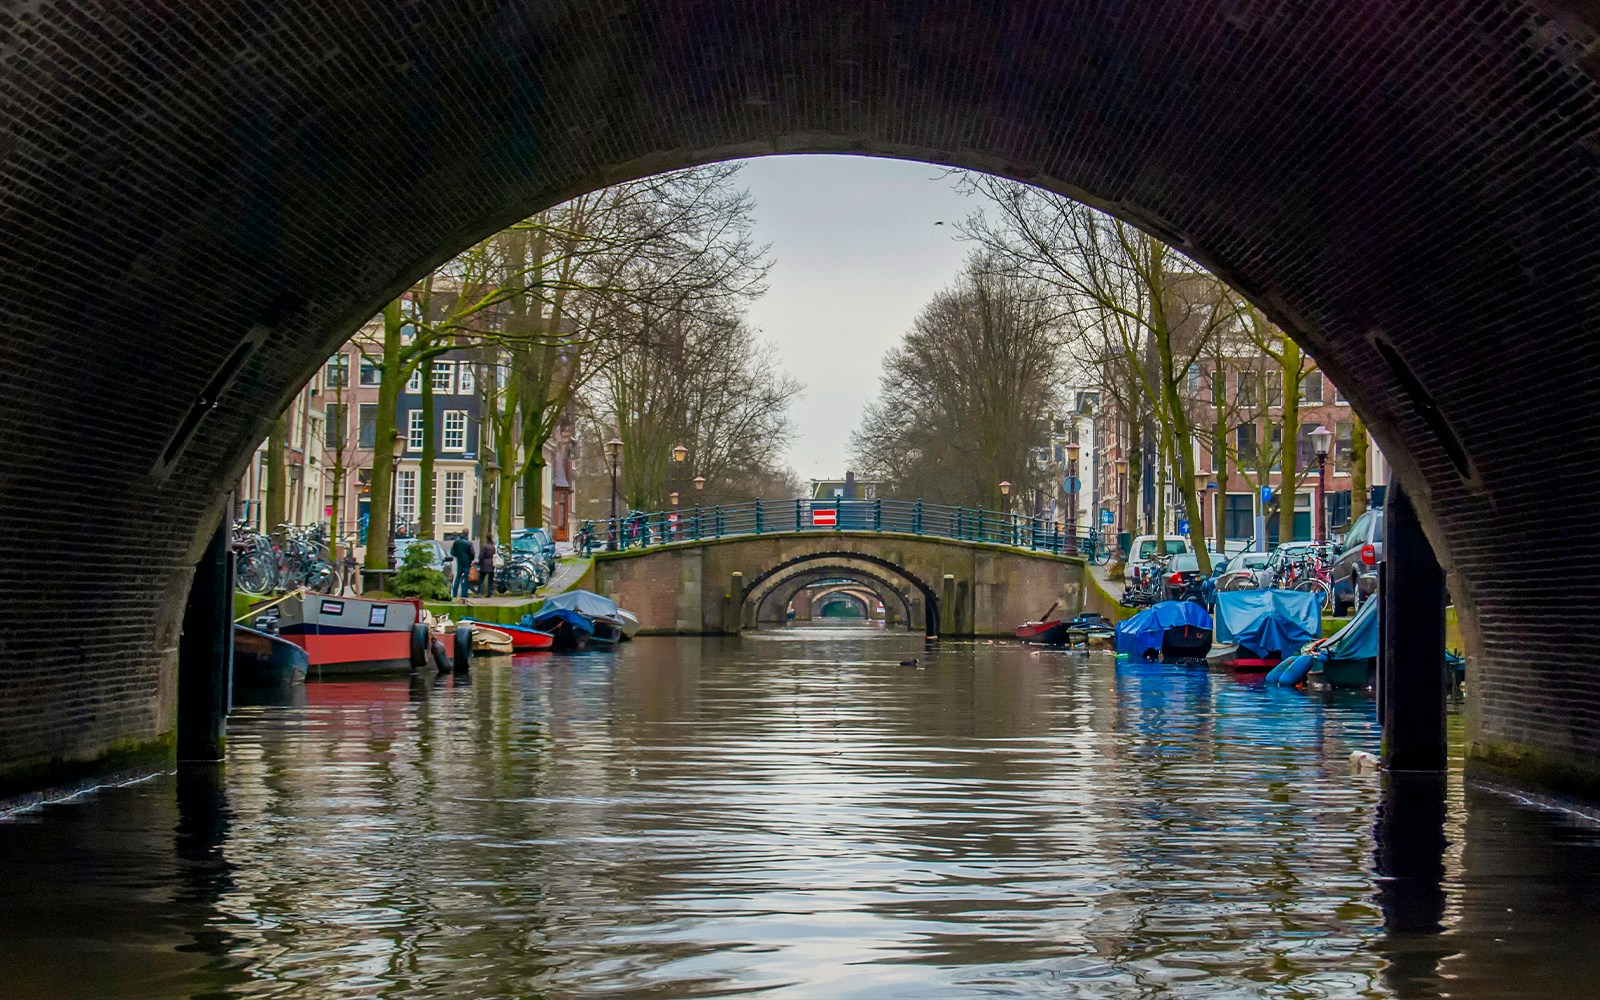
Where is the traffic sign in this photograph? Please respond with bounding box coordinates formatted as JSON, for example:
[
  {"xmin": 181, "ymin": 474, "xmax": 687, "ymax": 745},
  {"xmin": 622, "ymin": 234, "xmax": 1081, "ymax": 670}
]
[
  {"xmin": 1101, "ymin": 509, "xmax": 1114, "ymax": 526},
  {"xmin": 1261, "ymin": 486, "xmax": 1274, "ymax": 504},
  {"xmin": 811, "ymin": 508, "xmax": 837, "ymax": 527},
  {"xmin": 1177, "ymin": 518, "xmax": 1190, "ymax": 535},
  {"xmin": 1063, "ymin": 476, "xmax": 1081, "ymax": 493}
]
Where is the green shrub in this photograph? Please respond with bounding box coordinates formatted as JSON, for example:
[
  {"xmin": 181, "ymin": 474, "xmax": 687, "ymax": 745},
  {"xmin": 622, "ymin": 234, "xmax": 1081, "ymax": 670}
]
[{"xmin": 391, "ymin": 543, "xmax": 449, "ymax": 600}]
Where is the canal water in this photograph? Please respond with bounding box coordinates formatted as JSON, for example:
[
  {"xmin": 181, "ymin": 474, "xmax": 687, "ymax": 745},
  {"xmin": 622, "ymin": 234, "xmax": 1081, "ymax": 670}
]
[{"xmin": 3, "ymin": 626, "xmax": 1600, "ymax": 998}]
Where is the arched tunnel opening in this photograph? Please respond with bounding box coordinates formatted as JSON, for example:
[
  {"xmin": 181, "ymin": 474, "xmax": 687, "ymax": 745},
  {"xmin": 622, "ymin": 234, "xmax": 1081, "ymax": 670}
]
[
  {"xmin": 2, "ymin": 2, "xmax": 1599, "ymax": 805},
  {"xmin": 742, "ymin": 554, "xmax": 936, "ymax": 635}
]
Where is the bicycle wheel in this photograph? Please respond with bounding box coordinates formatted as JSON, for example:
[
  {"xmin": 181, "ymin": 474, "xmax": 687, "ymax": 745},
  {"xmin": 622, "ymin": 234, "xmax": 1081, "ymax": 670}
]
[
  {"xmin": 1092, "ymin": 543, "xmax": 1113, "ymax": 566},
  {"xmin": 306, "ymin": 560, "xmax": 338, "ymax": 593},
  {"xmin": 236, "ymin": 553, "xmax": 272, "ymax": 595},
  {"xmin": 1291, "ymin": 577, "xmax": 1332, "ymax": 603},
  {"xmin": 502, "ymin": 564, "xmax": 534, "ymax": 595}
]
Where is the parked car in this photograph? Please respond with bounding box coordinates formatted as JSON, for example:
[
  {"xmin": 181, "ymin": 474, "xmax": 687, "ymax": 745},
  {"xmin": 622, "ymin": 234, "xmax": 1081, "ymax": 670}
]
[
  {"xmin": 394, "ymin": 538, "xmax": 453, "ymax": 581},
  {"xmin": 1163, "ymin": 551, "xmax": 1227, "ymax": 603},
  {"xmin": 1329, "ymin": 508, "xmax": 1383, "ymax": 614},
  {"xmin": 510, "ymin": 527, "xmax": 558, "ymax": 575},
  {"xmin": 1122, "ymin": 534, "xmax": 1193, "ymax": 582},
  {"xmin": 1214, "ymin": 550, "xmax": 1272, "ymax": 592}
]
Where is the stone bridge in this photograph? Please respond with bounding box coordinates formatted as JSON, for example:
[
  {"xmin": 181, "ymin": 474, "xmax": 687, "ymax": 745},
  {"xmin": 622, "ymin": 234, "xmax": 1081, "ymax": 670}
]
[
  {"xmin": 591, "ymin": 533, "xmax": 1083, "ymax": 637},
  {"xmin": 6, "ymin": 1, "xmax": 1600, "ymax": 797}
]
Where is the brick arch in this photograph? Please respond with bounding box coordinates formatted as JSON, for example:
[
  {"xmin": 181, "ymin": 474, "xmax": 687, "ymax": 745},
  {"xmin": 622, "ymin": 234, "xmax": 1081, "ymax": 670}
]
[
  {"xmin": 752, "ymin": 568, "xmax": 918, "ymax": 630},
  {"xmin": 743, "ymin": 553, "xmax": 937, "ymax": 634},
  {"xmin": 6, "ymin": 2, "xmax": 1600, "ymax": 788}
]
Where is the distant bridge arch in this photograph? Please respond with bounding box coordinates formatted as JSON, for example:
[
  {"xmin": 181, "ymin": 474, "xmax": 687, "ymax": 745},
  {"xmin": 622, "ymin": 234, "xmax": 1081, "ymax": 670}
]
[{"xmin": 592, "ymin": 529, "xmax": 1081, "ymax": 637}]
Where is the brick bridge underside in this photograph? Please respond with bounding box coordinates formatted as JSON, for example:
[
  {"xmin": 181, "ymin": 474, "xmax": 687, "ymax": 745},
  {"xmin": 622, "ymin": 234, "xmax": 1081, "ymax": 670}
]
[{"xmin": 3, "ymin": 1, "xmax": 1600, "ymax": 794}]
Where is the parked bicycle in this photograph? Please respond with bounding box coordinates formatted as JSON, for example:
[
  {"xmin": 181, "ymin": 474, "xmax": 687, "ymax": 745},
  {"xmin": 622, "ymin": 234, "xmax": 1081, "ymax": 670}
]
[
  {"xmin": 1120, "ymin": 551, "xmax": 1173, "ymax": 607},
  {"xmin": 233, "ymin": 522, "xmax": 338, "ymax": 595},
  {"xmin": 494, "ymin": 553, "xmax": 547, "ymax": 596}
]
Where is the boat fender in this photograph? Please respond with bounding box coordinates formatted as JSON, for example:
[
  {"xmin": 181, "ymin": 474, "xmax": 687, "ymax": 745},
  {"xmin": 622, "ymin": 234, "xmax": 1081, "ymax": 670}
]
[
  {"xmin": 453, "ymin": 624, "xmax": 474, "ymax": 674},
  {"xmin": 410, "ymin": 624, "xmax": 430, "ymax": 672},
  {"xmin": 1278, "ymin": 654, "xmax": 1316, "ymax": 686},
  {"xmin": 430, "ymin": 637, "xmax": 452, "ymax": 674},
  {"xmin": 1263, "ymin": 660, "xmax": 1291, "ymax": 684}
]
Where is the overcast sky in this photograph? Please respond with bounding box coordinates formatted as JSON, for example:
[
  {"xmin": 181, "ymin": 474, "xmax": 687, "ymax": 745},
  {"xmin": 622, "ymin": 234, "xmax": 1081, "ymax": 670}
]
[{"xmin": 734, "ymin": 155, "xmax": 976, "ymax": 481}]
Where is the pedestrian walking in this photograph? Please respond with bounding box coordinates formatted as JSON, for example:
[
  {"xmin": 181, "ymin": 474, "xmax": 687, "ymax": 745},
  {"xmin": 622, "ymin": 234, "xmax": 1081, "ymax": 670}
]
[
  {"xmin": 478, "ymin": 535, "xmax": 497, "ymax": 597},
  {"xmin": 450, "ymin": 531, "xmax": 475, "ymax": 600}
]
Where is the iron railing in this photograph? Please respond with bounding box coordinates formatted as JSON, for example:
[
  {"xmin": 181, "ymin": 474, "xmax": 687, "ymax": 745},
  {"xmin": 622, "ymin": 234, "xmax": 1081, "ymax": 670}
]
[{"xmin": 588, "ymin": 497, "xmax": 1092, "ymax": 557}]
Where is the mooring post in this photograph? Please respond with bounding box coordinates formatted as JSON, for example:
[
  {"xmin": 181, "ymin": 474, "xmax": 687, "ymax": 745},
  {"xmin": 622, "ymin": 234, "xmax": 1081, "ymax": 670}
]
[
  {"xmin": 178, "ymin": 514, "xmax": 233, "ymax": 763},
  {"xmin": 940, "ymin": 574, "xmax": 956, "ymax": 636},
  {"xmin": 1379, "ymin": 480, "xmax": 1448, "ymax": 772},
  {"xmin": 728, "ymin": 571, "xmax": 743, "ymax": 635}
]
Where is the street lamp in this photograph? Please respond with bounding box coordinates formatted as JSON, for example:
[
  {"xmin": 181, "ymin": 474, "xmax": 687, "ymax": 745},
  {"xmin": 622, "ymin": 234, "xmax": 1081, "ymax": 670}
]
[
  {"xmin": 1114, "ymin": 457, "xmax": 1129, "ymax": 535},
  {"xmin": 693, "ymin": 475, "xmax": 705, "ymax": 491},
  {"xmin": 389, "ymin": 433, "xmax": 406, "ymax": 570},
  {"xmin": 1065, "ymin": 442, "xmax": 1080, "ymax": 555},
  {"xmin": 669, "ymin": 491, "xmax": 679, "ymax": 506},
  {"xmin": 605, "ymin": 437, "xmax": 623, "ymax": 550},
  {"xmin": 672, "ymin": 443, "xmax": 688, "ymax": 464},
  {"xmin": 1309, "ymin": 424, "xmax": 1334, "ymax": 544}
]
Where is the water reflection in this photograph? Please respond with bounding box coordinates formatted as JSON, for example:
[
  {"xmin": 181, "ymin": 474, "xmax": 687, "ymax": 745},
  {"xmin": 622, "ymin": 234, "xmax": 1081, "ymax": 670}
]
[{"xmin": 1, "ymin": 631, "xmax": 1599, "ymax": 997}]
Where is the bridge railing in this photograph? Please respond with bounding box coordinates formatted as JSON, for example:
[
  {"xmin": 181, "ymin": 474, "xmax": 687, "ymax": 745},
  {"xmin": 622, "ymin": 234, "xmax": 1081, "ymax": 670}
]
[{"xmin": 591, "ymin": 497, "xmax": 1094, "ymax": 557}]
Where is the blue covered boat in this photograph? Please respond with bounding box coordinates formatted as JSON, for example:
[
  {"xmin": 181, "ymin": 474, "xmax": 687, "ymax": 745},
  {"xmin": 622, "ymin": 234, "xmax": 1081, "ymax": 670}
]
[
  {"xmin": 525, "ymin": 607, "xmax": 596, "ymax": 651},
  {"xmin": 1115, "ymin": 601, "xmax": 1214, "ymax": 661},
  {"xmin": 1307, "ymin": 596, "xmax": 1377, "ymax": 687},
  {"xmin": 1211, "ymin": 590, "xmax": 1322, "ymax": 670},
  {"xmin": 536, "ymin": 590, "xmax": 626, "ymax": 646}
]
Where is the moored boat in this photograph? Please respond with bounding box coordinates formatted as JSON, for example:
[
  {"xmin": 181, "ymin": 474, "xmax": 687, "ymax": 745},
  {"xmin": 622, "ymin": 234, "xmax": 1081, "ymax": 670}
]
[
  {"xmin": 527, "ymin": 607, "xmax": 595, "ymax": 651},
  {"xmin": 537, "ymin": 590, "xmax": 631, "ymax": 648},
  {"xmin": 616, "ymin": 608, "xmax": 640, "ymax": 640},
  {"xmin": 233, "ymin": 624, "xmax": 309, "ymax": 686},
  {"xmin": 259, "ymin": 592, "xmax": 422, "ymax": 675},
  {"xmin": 1213, "ymin": 590, "xmax": 1322, "ymax": 672},
  {"xmin": 464, "ymin": 617, "xmax": 555, "ymax": 652},
  {"xmin": 1017, "ymin": 618, "xmax": 1071, "ymax": 644},
  {"xmin": 1306, "ymin": 597, "xmax": 1376, "ymax": 687},
  {"xmin": 1115, "ymin": 601, "xmax": 1214, "ymax": 662}
]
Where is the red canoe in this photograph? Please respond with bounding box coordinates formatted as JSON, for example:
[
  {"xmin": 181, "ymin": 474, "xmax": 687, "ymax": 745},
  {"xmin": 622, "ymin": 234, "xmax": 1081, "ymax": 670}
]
[
  {"xmin": 1016, "ymin": 619, "xmax": 1071, "ymax": 644},
  {"xmin": 464, "ymin": 618, "xmax": 555, "ymax": 651}
]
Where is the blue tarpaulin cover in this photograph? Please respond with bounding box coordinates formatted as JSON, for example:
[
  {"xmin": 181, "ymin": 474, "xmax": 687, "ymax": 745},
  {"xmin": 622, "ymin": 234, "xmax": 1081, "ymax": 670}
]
[
  {"xmin": 1321, "ymin": 596, "xmax": 1377, "ymax": 662},
  {"xmin": 540, "ymin": 590, "xmax": 620, "ymax": 619},
  {"xmin": 1115, "ymin": 601, "xmax": 1215, "ymax": 658},
  {"xmin": 527, "ymin": 607, "xmax": 596, "ymax": 635},
  {"xmin": 1215, "ymin": 590, "xmax": 1322, "ymax": 658}
]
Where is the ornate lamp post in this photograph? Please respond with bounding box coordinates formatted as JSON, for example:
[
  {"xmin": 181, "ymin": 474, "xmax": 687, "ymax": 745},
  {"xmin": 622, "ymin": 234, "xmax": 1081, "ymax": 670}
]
[
  {"xmin": 605, "ymin": 437, "xmax": 623, "ymax": 550},
  {"xmin": 999, "ymin": 480, "xmax": 1012, "ymax": 544},
  {"xmin": 1309, "ymin": 424, "xmax": 1334, "ymax": 545},
  {"xmin": 388, "ymin": 433, "xmax": 406, "ymax": 570},
  {"xmin": 1114, "ymin": 457, "xmax": 1129, "ymax": 534}
]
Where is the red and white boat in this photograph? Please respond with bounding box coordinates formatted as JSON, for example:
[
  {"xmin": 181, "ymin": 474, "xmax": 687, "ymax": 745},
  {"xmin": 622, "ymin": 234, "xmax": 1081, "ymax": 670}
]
[{"xmin": 260, "ymin": 593, "xmax": 422, "ymax": 674}]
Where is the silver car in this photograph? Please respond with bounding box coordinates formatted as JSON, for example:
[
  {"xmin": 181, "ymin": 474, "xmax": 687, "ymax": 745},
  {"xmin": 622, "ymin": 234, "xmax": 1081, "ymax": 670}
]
[{"xmin": 394, "ymin": 538, "xmax": 454, "ymax": 581}]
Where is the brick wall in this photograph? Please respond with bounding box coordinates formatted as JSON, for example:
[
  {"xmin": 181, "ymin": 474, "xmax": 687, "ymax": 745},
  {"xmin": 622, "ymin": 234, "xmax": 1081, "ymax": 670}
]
[{"xmin": 5, "ymin": 1, "xmax": 1600, "ymax": 791}]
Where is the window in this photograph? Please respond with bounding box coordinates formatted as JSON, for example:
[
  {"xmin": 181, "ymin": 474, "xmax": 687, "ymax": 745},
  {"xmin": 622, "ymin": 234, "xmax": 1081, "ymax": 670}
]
[
  {"xmin": 1265, "ymin": 370, "xmax": 1283, "ymax": 408},
  {"xmin": 443, "ymin": 471, "xmax": 465, "ymax": 525},
  {"xmin": 407, "ymin": 409, "xmax": 425, "ymax": 451},
  {"xmin": 324, "ymin": 354, "xmax": 349, "ymax": 388},
  {"xmin": 1224, "ymin": 493, "xmax": 1254, "ymax": 540},
  {"xmin": 324, "ymin": 403, "xmax": 347, "ymax": 450},
  {"xmin": 1333, "ymin": 381, "xmax": 1349, "ymax": 405},
  {"xmin": 1300, "ymin": 370, "xmax": 1324, "ymax": 405},
  {"xmin": 406, "ymin": 367, "xmax": 423, "ymax": 393},
  {"xmin": 443, "ymin": 410, "xmax": 468, "ymax": 452},
  {"xmin": 359, "ymin": 358, "xmax": 383, "ymax": 386},
  {"xmin": 432, "ymin": 362, "xmax": 455, "ymax": 394},
  {"xmin": 358, "ymin": 404, "xmax": 378, "ymax": 450},
  {"xmin": 1297, "ymin": 422, "xmax": 1322, "ymax": 471},
  {"xmin": 1186, "ymin": 364, "xmax": 1201, "ymax": 395},
  {"xmin": 458, "ymin": 363, "xmax": 476, "ymax": 395},
  {"xmin": 396, "ymin": 469, "xmax": 417, "ymax": 520},
  {"xmin": 1334, "ymin": 419, "xmax": 1354, "ymax": 473},
  {"xmin": 1237, "ymin": 372, "xmax": 1257, "ymax": 408},
  {"xmin": 1236, "ymin": 424, "xmax": 1257, "ymax": 471}
]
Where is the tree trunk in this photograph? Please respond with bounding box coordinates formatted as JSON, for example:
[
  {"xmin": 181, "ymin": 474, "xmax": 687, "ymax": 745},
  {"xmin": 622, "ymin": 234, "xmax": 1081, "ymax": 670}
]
[
  {"xmin": 1212, "ymin": 359, "xmax": 1227, "ymax": 553},
  {"xmin": 523, "ymin": 459, "xmax": 545, "ymax": 528},
  {"xmin": 1125, "ymin": 417, "xmax": 1143, "ymax": 536},
  {"xmin": 1350, "ymin": 412, "xmax": 1369, "ymax": 519},
  {"xmin": 264, "ymin": 414, "xmax": 287, "ymax": 542},
  {"xmin": 1278, "ymin": 337, "xmax": 1301, "ymax": 544},
  {"xmin": 363, "ymin": 345, "xmax": 403, "ymax": 571},
  {"xmin": 419, "ymin": 358, "xmax": 436, "ymax": 538}
]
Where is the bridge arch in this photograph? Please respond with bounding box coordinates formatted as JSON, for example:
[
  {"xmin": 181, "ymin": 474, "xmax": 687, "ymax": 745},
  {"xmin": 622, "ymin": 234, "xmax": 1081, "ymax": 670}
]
[
  {"xmin": 754, "ymin": 569, "xmax": 915, "ymax": 630},
  {"xmin": 806, "ymin": 584, "xmax": 890, "ymax": 621},
  {"xmin": 5, "ymin": 2, "xmax": 1600, "ymax": 789},
  {"xmin": 742, "ymin": 552, "xmax": 937, "ymax": 635}
]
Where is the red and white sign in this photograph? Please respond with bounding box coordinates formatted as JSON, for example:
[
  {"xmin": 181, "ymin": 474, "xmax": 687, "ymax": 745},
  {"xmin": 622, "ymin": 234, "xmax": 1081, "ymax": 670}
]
[{"xmin": 811, "ymin": 507, "xmax": 837, "ymax": 527}]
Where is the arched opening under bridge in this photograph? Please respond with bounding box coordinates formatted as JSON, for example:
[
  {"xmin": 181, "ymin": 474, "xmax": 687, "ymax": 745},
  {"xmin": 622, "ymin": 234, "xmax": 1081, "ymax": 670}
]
[
  {"xmin": 743, "ymin": 554, "xmax": 935, "ymax": 635},
  {"xmin": 5, "ymin": 2, "xmax": 1600, "ymax": 792}
]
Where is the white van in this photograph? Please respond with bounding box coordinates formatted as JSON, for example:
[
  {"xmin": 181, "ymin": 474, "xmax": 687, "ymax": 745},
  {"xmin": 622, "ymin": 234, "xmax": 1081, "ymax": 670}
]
[{"xmin": 1123, "ymin": 534, "xmax": 1193, "ymax": 582}]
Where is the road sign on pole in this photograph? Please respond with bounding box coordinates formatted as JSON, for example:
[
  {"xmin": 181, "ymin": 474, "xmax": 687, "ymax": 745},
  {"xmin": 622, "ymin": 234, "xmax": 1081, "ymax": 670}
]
[
  {"xmin": 1101, "ymin": 509, "xmax": 1114, "ymax": 526},
  {"xmin": 1177, "ymin": 518, "xmax": 1190, "ymax": 536},
  {"xmin": 811, "ymin": 508, "xmax": 837, "ymax": 527}
]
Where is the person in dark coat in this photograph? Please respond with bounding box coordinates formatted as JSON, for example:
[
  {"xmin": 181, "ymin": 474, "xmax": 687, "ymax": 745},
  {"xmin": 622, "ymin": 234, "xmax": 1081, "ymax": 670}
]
[
  {"xmin": 450, "ymin": 532, "xmax": 475, "ymax": 600},
  {"xmin": 477, "ymin": 535, "xmax": 497, "ymax": 596}
]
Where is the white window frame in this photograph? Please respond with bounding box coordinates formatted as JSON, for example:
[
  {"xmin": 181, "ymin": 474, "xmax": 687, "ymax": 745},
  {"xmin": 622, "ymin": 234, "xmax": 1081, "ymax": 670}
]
[
  {"xmin": 396, "ymin": 469, "xmax": 417, "ymax": 520},
  {"xmin": 407, "ymin": 409, "xmax": 425, "ymax": 451},
  {"xmin": 443, "ymin": 471, "xmax": 465, "ymax": 525},
  {"xmin": 406, "ymin": 367, "xmax": 422, "ymax": 393},
  {"xmin": 458, "ymin": 363, "xmax": 476, "ymax": 396},
  {"xmin": 442, "ymin": 410, "xmax": 468, "ymax": 452},
  {"xmin": 1300, "ymin": 370, "xmax": 1324, "ymax": 406},
  {"xmin": 359, "ymin": 357, "xmax": 383, "ymax": 386},
  {"xmin": 431, "ymin": 361, "xmax": 455, "ymax": 394},
  {"xmin": 324, "ymin": 354, "xmax": 349, "ymax": 388}
]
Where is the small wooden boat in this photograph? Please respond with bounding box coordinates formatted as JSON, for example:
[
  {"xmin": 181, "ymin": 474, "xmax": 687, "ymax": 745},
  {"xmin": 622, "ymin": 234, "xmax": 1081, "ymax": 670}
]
[
  {"xmin": 464, "ymin": 617, "xmax": 555, "ymax": 652},
  {"xmin": 537, "ymin": 590, "xmax": 630, "ymax": 648},
  {"xmin": 1162, "ymin": 623, "xmax": 1215, "ymax": 660},
  {"xmin": 587, "ymin": 616, "xmax": 625, "ymax": 646},
  {"xmin": 1206, "ymin": 643, "xmax": 1284, "ymax": 672},
  {"xmin": 233, "ymin": 624, "xmax": 308, "ymax": 686},
  {"xmin": 255, "ymin": 592, "xmax": 422, "ymax": 675},
  {"xmin": 1017, "ymin": 601, "xmax": 1070, "ymax": 644},
  {"xmin": 616, "ymin": 609, "xmax": 640, "ymax": 640}
]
